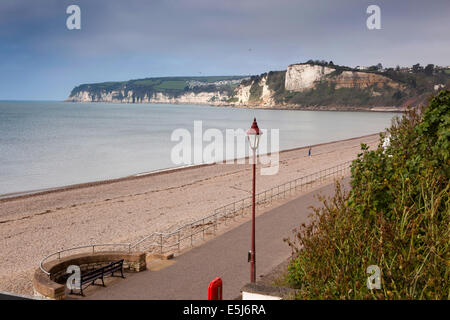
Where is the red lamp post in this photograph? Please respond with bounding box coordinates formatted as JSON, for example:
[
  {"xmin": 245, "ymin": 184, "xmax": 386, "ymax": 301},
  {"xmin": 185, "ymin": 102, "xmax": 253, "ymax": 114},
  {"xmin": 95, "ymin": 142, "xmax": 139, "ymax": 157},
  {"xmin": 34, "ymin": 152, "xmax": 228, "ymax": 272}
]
[{"xmin": 247, "ymin": 118, "xmax": 261, "ymax": 283}]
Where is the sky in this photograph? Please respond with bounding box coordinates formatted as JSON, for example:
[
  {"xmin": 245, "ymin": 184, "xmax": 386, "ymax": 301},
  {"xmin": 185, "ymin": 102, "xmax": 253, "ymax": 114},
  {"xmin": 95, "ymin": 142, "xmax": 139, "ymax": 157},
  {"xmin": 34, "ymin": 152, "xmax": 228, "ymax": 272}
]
[{"xmin": 1, "ymin": 0, "xmax": 449, "ymax": 100}]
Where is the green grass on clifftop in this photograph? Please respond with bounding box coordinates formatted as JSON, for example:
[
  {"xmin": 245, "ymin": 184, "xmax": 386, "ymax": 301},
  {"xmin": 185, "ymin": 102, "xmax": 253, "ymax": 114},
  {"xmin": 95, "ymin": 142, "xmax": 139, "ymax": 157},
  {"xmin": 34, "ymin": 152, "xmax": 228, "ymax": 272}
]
[{"xmin": 69, "ymin": 76, "xmax": 246, "ymax": 100}]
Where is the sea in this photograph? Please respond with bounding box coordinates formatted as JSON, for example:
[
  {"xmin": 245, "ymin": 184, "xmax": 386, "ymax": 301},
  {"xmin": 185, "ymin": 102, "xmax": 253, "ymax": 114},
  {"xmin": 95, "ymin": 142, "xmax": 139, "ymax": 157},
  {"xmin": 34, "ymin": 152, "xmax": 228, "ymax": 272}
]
[{"xmin": 0, "ymin": 101, "xmax": 400, "ymax": 196}]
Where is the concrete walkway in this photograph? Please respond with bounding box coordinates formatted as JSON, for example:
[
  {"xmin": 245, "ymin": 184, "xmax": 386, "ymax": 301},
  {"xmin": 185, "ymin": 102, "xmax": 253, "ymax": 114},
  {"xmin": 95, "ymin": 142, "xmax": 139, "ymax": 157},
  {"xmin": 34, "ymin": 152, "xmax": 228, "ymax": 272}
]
[{"xmin": 86, "ymin": 178, "xmax": 348, "ymax": 300}]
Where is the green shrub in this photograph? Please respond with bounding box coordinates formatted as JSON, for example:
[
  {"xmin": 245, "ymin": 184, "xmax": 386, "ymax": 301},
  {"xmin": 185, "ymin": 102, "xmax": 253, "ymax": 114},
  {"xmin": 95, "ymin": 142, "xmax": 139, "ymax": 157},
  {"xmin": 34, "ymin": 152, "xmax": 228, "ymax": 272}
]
[
  {"xmin": 285, "ymin": 90, "xmax": 450, "ymax": 299},
  {"xmin": 249, "ymin": 81, "xmax": 263, "ymax": 102},
  {"xmin": 285, "ymin": 82, "xmax": 403, "ymax": 107},
  {"xmin": 266, "ymin": 71, "xmax": 286, "ymax": 103}
]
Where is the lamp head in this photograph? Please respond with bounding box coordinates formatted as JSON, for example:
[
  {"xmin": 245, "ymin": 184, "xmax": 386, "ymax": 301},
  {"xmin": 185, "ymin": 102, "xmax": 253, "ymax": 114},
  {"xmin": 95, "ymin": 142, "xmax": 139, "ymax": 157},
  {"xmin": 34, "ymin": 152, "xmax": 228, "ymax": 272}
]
[{"xmin": 247, "ymin": 117, "xmax": 262, "ymax": 150}]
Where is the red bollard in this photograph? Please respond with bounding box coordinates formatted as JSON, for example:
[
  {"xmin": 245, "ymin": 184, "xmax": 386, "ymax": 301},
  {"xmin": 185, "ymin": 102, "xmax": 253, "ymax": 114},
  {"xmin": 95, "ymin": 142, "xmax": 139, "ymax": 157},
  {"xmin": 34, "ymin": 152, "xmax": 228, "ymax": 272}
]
[{"xmin": 208, "ymin": 277, "xmax": 223, "ymax": 300}]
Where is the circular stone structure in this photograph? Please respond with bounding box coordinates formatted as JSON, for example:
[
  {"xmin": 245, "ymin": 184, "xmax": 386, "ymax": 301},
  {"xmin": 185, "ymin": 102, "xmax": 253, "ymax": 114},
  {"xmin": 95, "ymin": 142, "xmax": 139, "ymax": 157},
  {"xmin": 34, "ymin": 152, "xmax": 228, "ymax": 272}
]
[{"xmin": 33, "ymin": 251, "xmax": 146, "ymax": 299}]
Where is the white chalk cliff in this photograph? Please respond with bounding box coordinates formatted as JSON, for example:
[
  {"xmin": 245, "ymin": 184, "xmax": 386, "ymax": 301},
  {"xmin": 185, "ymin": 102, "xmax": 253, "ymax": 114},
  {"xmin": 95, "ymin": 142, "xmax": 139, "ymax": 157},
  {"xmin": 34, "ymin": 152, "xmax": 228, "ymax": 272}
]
[
  {"xmin": 67, "ymin": 90, "xmax": 230, "ymax": 105},
  {"xmin": 67, "ymin": 63, "xmax": 411, "ymax": 110},
  {"xmin": 285, "ymin": 64, "xmax": 335, "ymax": 91}
]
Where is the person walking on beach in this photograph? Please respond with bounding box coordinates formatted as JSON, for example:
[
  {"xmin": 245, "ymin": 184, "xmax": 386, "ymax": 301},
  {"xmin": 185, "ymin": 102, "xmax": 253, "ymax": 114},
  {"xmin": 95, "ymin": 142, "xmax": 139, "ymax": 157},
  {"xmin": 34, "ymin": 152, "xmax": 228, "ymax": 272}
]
[{"xmin": 308, "ymin": 147, "xmax": 312, "ymax": 157}]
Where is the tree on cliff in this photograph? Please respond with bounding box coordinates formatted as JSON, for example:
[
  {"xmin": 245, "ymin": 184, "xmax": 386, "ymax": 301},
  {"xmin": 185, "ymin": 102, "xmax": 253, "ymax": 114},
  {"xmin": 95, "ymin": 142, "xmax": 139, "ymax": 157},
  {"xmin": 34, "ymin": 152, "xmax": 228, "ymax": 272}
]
[
  {"xmin": 368, "ymin": 63, "xmax": 382, "ymax": 71},
  {"xmin": 424, "ymin": 64, "xmax": 434, "ymax": 76},
  {"xmin": 413, "ymin": 63, "xmax": 423, "ymax": 73}
]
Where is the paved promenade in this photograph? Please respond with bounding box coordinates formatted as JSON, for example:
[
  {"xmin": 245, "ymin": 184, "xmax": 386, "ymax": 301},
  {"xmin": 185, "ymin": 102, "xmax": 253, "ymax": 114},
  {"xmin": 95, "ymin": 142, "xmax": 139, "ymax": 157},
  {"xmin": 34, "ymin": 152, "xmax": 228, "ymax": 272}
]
[{"xmin": 86, "ymin": 178, "xmax": 349, "ymax": 300}]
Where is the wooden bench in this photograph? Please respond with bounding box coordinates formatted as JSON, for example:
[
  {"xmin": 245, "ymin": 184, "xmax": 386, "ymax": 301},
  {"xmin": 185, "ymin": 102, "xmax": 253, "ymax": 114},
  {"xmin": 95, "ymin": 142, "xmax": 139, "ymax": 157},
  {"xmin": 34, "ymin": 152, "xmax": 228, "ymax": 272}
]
[{"xmin": 70, "ymin": 259, "xmax": 125, "ymax": 296}]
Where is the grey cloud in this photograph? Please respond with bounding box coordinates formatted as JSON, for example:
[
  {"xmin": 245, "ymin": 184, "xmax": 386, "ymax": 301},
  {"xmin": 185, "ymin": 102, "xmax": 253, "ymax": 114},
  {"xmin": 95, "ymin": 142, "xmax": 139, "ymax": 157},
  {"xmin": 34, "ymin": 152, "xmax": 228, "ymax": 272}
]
[{"xmin": 0, "ymin": 0, "xmax": 449, "ymax": 99}]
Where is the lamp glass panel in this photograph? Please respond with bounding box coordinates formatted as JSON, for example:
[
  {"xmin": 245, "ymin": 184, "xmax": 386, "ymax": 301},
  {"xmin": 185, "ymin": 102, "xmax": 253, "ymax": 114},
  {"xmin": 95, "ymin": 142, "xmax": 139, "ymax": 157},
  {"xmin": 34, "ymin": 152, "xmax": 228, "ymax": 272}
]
[{"xmin": 247, "ymin": 134, "xmax": 260, "ymax": 149}]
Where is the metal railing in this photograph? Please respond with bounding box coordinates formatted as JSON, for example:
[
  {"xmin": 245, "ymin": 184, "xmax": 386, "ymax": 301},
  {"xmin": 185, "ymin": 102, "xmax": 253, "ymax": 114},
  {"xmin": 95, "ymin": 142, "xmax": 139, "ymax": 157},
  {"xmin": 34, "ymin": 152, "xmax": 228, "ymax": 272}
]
[
  {"xmin": 39, "ymin": 243, "xmax": 131, "ymax": 275},
  {"xmin": 39, "ymin": 160, "xmax": 352, "ymax": 275}
]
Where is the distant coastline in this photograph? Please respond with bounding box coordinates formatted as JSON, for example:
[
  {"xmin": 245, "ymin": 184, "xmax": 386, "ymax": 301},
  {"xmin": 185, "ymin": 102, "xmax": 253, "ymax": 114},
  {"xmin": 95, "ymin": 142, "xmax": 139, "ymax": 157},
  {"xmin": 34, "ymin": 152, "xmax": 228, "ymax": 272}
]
[
  {"xmin": 65, "ymin": 99, "xmax": 406, "ymax": 112},
  {"xmin": 67, "ymin": 61, "xmax": 449, "ymax": 111}
]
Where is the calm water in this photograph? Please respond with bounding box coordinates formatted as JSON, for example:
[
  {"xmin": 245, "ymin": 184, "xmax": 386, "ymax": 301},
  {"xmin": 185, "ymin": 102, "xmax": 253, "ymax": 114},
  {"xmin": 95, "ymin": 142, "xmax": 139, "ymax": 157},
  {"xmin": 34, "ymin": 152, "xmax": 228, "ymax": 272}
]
[{"xmin": 0, "ymin": 101, "xmax": 399, "ymax": 195}]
